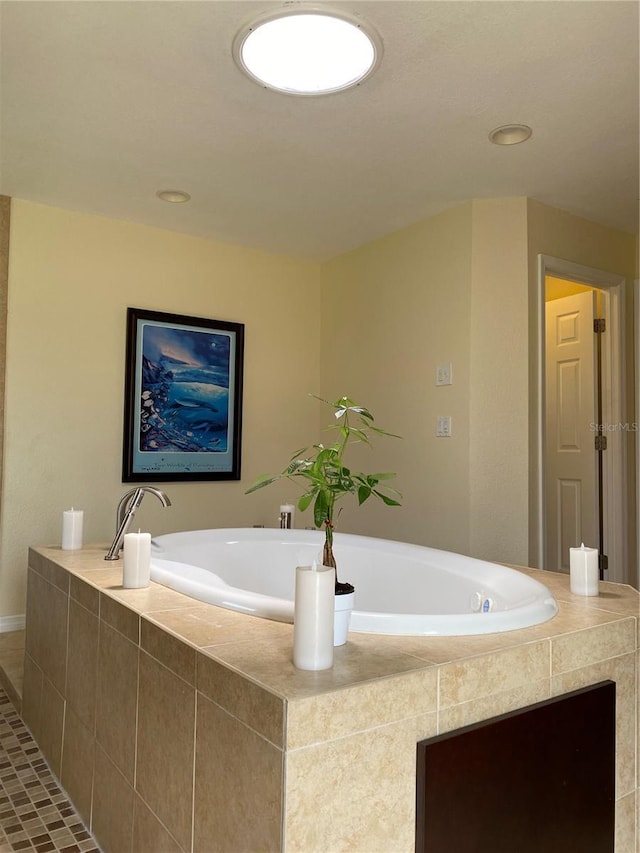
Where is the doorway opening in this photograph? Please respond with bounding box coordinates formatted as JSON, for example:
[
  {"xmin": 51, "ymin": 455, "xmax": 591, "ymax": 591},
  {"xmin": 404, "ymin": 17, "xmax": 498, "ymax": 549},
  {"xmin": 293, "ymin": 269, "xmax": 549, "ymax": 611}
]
[{"xmin": 537, "ymin": 256, "xmax": 627, "ymax": 584}]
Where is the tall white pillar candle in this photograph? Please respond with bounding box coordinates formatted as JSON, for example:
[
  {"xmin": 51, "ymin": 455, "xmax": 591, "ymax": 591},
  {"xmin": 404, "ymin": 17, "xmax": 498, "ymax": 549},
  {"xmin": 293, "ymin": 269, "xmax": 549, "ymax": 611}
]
[
  {"xmin": 293, "ymin": 564, "xmax": 334, "ymax": 671},
  {"xmin": 569, "ymin": 543, "xmax": 599, "ymax": 596},
  {"xmin": 123, "ymin": 531, "xmax": 152, "ymax": 589},
  {"xmin": 61, "ymin": 508, "xmax": 83, "ymax": 550}
]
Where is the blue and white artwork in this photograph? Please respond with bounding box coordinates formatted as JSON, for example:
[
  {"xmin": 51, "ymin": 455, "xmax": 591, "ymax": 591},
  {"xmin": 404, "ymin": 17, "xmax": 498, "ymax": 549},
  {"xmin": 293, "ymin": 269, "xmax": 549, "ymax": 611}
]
[
  {"xmin": 123, "ymin": 308, "xmax": 244, "ymax": 481},
  {"xmin": 139, "ymin": 323, "xmax": 231, "ymax": 454}
]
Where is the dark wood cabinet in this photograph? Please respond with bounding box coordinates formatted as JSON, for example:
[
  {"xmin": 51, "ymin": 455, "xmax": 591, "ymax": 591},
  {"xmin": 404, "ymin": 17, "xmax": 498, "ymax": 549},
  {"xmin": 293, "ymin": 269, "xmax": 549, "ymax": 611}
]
[{"xmin": 416, "ymin": 681, "xmax": 615, "ymax": 853}]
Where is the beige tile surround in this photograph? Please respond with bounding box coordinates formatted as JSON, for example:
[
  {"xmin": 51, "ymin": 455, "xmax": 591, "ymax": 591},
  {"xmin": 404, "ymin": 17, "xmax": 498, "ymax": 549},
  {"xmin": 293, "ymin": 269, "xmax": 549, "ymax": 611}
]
[{"xmin": 23, "ymin": 546, "xmax": 639, "ymax": 853}]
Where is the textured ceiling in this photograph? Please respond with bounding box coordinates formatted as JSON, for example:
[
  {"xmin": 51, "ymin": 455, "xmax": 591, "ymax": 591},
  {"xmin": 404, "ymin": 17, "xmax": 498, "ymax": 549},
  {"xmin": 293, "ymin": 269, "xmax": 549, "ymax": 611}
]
[{"xmin": 1, "ymin": 1, "xmax": 638, "ymax": 260}]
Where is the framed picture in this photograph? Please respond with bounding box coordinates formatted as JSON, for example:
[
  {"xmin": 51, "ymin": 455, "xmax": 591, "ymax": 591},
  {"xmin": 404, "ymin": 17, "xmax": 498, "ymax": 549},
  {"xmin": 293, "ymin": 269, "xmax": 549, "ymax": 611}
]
[{"xmin": 122, "ymin": 307, "xmax": 244, "ymax": 482}]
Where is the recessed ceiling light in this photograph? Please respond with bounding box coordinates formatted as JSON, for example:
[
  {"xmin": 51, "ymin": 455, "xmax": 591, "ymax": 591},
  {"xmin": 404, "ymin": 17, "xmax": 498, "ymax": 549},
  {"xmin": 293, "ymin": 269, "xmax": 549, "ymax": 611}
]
[
  {"xmin": 488, "ymin": 125, "xmax": 533, "ymax": 146},
  {"xmin": 233, "ymin": 9, "xmax": 382, "ymax": 96},
  {"xmin": 156, "ymin": 190, "xmax": 191, "ymax": 203}
]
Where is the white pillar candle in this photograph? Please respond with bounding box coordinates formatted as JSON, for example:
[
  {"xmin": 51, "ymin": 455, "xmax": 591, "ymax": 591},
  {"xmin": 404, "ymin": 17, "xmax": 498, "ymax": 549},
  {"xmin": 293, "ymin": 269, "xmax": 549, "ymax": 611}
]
[
  {"xmin": 123, "ymin": 531, "xmax": 152, "ymax": 589},
  {"xmin": 569, "ymin": 543, "xmax": 599, "ymax": 596},
  {"xmin": 293, "ymin": 564, "xmax": 334, "ymax": 671},
  {"xmin": 61, "ymin": 508, "xmax": 83, "ymax": 550}
]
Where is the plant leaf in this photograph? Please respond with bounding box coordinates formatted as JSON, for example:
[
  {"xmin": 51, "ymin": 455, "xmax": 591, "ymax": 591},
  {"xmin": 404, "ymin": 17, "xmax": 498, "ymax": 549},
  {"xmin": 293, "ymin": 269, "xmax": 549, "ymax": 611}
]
[
  {"xmin": 288, "ymin": 447, "xmax": 309, "ymax": 460},
  {"xmin": 244, "ymin": 474, "xmax": 278, "ymax": 494},
  {"xmin": 298, "ymin": 491, "xmax": 315, "ymax": 512},
  {"xmin": 314, "ymin": 490, "xmax": 329, "ymax": 528},
  {"xmin": 351, "ymin": 406, "xmax": 373, "ymax": 421},
  {"xmin": 369, "ymin": 425, "xmax": 401, "ymax": 439},
  {"xmin": 357, "ymin": 485, "xmax": 372, "ymax": 504},
  {"xmin": 373, "ymin": 490, "xmax": 402, "ymax": 507},
  {"xmin": 348, "ymin": 428, "xmax": 371, "ymax": 445}
]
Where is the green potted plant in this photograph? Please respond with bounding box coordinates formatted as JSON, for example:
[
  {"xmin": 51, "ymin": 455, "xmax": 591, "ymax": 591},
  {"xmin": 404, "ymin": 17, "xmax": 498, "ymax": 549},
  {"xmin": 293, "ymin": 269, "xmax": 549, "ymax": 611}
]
[{"xmin": 246, "ymin": 395, "xmax": 402, "ymax": 602}]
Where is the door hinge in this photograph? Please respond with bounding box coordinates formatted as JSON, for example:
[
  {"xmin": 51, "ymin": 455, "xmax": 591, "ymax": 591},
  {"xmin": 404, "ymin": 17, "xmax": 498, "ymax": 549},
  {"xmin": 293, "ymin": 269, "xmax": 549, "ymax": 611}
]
[
  {"xmin": 595, "ymin": 434, "xmax": 608, "ymax": 451},
  {"xmin": 593, "ymin": 318, "xmax": 606, "ymax": 333},
  {"xmin": 599, "ymin": 553, "xmax": 608, "ymax": 573}
]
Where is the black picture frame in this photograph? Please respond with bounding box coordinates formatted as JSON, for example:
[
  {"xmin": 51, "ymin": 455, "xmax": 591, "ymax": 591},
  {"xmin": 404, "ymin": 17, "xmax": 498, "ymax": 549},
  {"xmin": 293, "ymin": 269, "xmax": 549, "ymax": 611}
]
[{"xmin": 122, "ymin": 307, "xmax": 244, "ymax": 482}]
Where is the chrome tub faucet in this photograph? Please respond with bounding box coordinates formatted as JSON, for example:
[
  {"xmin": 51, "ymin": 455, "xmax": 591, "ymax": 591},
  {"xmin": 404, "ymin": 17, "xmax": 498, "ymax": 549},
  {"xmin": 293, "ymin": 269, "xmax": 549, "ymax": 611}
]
[{"xmin": 105, "ymin": 486, "xmax": 171, "ymax": 560}]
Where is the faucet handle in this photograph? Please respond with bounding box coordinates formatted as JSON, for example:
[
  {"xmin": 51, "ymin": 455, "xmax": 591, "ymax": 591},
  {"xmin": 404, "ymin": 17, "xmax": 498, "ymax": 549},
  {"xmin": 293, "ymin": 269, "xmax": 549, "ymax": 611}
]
[
  {"xmin": 106, "ymin": 486, "xmax": 171, "ymax": 561},
  {"xmin": 139, "ymin": 486, "xmax": 172, "ymax": 508}
]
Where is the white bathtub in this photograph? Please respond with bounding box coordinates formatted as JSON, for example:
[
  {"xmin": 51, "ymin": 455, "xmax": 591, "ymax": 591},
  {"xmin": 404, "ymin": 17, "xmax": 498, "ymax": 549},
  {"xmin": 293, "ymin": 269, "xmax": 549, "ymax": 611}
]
[{"xmin": 150, "ymin": 528, "xmax": 557, "ymax": 636}]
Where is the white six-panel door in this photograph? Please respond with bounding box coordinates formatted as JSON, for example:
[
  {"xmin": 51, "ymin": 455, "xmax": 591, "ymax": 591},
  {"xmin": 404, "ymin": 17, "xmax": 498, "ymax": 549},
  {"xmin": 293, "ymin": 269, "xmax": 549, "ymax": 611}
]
[{"xmin": 545, "ymin": 291, "xmax": 598, "ymax": 572}]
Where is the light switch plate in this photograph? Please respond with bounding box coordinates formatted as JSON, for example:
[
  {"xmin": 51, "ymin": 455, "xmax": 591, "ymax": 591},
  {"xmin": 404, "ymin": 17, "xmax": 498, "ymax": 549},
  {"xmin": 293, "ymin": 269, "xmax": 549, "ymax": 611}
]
[{"xmin": 436, "ymin": 416, "xmax": 452, "ymax": 437}]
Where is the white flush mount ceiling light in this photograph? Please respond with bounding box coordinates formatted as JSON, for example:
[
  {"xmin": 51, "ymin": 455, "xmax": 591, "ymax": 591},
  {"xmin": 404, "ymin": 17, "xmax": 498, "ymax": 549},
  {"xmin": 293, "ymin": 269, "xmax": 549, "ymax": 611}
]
[
  {"xmin": 156, "ymin": 189, "xmax": 191, "ymax": 203},
  {"xmin": 489, "ymin": 124, "xmax": 533, "ymax": 146},
  {"xmin": 233, "ymin": 8, "xmax": 382, "ymax": 95}
]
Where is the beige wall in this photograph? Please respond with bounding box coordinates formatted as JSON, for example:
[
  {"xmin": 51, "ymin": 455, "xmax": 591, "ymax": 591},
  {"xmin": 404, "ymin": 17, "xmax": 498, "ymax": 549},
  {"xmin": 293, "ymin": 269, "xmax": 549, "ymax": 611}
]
[
  {"xmin": 319, "ymin": 203, "xmax": 474, "ymax": 553},
  {"xmin": 0, "ymin": 197, "xmax": 9, "ymax": 531},
  {"xmin": 469, "ymin": 198, "xmax": 529, "ymax": 564},
  {"xmin": 527, "ymin": 200, "xmax": 638, "ymax": 581},
  {"xmin": 1, "ymin": 200, "xmax": 322, "ymax": 616},
  {"xmin": 318, "ymin": 199, "xmax": 534, "ymax": 566}
]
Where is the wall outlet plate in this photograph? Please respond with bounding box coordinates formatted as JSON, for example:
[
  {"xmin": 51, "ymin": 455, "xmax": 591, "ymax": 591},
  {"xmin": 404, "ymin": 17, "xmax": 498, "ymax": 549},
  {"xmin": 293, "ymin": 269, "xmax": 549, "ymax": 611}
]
[{"xmin": 436, "ymin": 363, "xmax": 453, "ymax": 386}]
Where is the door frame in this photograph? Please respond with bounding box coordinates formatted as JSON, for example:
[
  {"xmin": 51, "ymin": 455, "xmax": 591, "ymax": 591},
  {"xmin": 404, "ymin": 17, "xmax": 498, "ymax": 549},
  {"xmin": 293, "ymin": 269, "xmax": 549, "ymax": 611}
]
[{"xmin": 537, "ymin": 255, "xmax": 627, "ymax": 582}]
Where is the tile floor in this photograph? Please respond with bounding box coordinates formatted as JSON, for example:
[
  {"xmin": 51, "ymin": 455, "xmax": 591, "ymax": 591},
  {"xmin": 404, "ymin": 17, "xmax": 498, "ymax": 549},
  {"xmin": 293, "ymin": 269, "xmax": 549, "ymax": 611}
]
[{"xmin": 0, "ymin": 632, "xmax": 102, "ymax": 853}]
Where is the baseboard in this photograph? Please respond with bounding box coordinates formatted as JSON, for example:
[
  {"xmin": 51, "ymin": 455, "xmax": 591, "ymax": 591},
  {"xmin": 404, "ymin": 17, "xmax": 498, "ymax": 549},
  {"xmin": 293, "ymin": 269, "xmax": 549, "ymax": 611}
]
[{"xmin": 0, "ymin": 615, "xmax": 25, "ymax": 633}]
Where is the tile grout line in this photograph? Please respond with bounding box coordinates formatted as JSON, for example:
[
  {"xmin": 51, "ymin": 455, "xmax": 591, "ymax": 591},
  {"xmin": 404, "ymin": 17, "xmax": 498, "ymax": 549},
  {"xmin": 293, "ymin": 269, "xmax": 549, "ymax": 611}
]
[{"xmin": 190, "ymin": 684, "xmax": 197, "ymax": 853}]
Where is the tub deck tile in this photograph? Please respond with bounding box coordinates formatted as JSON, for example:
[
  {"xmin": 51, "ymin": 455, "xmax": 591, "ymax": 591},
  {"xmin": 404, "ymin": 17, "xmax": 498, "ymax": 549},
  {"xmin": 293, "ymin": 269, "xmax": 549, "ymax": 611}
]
[
  {"xmin": 144, "ymin": 604, "xmax": 292, "ymax": 650},
  {"xmin": 203, "ymin": 632, "xmax": 434, "ymax": 701}
]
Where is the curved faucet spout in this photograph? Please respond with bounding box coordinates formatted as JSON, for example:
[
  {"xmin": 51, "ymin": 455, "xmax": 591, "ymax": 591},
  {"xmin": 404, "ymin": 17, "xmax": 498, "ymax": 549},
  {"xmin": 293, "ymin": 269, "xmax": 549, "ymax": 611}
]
[{"xmin": 105, "ymin": 486, "xmax": 171, "ymax": 561}]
